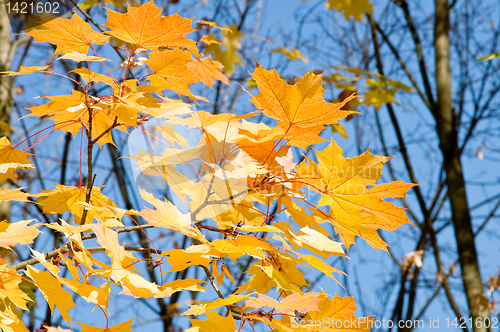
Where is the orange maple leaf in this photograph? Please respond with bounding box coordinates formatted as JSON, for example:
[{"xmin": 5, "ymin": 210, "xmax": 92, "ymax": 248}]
[
  {"xmin": 250, "ymin": 63, "xmax": 356, "ymax": 130},
  {"xmin": 293, "ymin": 140, "xmax": 415, "ymax": 251},
  {"xmin": 0, "ymin": 219, "xmax": 39, "ymax": 247},
  {"xmin": 104, "ymin": 0, "xmax": 199, "ymax": 55},
  {"xmin": 78, "ymin": 318, "xmax": 134, "ymax": 332},
  {"xmin": 245, "ymin": 292, "xmax": 322, "ymax": 315},
  {"xmin": 145, "ymin": 49, "xmax": 199, "ymax": 100},
  {"xmin": 26, "ymin": 266, "xmax": 76, "ymax": 326},
  {"xmin": 27, "ymin": 90, "xmax": 121, "ymax": 146},
  {"xmin": 27, "ymin": 14, "xmax": 108, "ymax": 56},
  {"xmin": 0, "ymin": 137, "xmax": 32, "ymax": 182},
  {"xmin": 187, "ymin": 56, "xmax": 229, "ymax": 88},
  {"xmin": 39, "ymin": 185, "xmax": 118, "ymax": 224}
]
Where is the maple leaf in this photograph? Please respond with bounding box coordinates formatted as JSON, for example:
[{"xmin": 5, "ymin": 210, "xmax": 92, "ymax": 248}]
[
  {"xmin": 26, "ymin": 266, "xmax": 76, "ymax": 326},
  {"xmin": 206, "ymin": 24, "xmax": 243, "ymax": 75},
  {"xmin": 187, "ymin": 56, "xmax": 229, "ymax": 88},
  {"xmin": 183, "ymin": 294, "xmax": 247, "ymax": 316},
  {"xmin": 69, "ymin": 68, "xmax": 115, "ymax": 87},
  {"xmin": 45, "ymin": 327, "xmax": 73, "ymax": 332},
  {"xmin": 58, "ymin": 277, "xmax": 109, "ymax": 306},
  {"xmin": 27, "ymin": 13, "xmax": 108, "ymax": 56},
  {"xmin": 250, "ymin": 63, "xmax": 355, "ymax": 130},
  {"xmin": 0, "ymin": 137, "xmax": 32, "ymax": 182},
  {"xmin": 155, "ymin": 278, "xmax": 206, "ymax": 298},
  {"xmin": 0, "ymin": 220, "xmax": 40, "ymax": 247},
  {"xmin": 78, "ymin": 318, "xmax": 134, "ymax": 332},
  {"xmin": 39, "ymin": 185, "xmax": 118, "ymax": 224},
  {"xmin": 200, "ymin": 34, "xmax": 220, "ymax": 45},
  {"xmin": 326, "ymin": 0, "xmax": 373, "ymax": 21},
  {"xmin": 187, "ymin": 310, "xmax": 237, "ymax": 332},
  {"xmin": 164, "ymin": 248, "xmax": 212, "ymax": 272},
  {"xmin": 0, "ymin": 188, "xmax": 36, "ymax": 203},
  {"xmin": 297, "ymin": 253, "xmax": 344, "ymax": 282},
  {"xmin": 274, "ymin": 222, "xmax": 345, "ymax": 259},
  {"xmin": 245, "ymin": 292, "xmax": 321, "ymax": 315},
  {"xmin": 104, "ymin": 0, "xmax": 199, "ymax": 55},
  {"xmin": 145, "ymin": 48, "xmax": 199, "ymax": 100},
  {"xmin": 139, "ymin": 189, "xmax": 206, "ymax": 241},
  {"xmin": 0, "ymin": 65, "xmax": 49, "ymax": 76},
  {"xmin": 27, "ymin": 90, "xmax": 120, "ymax": 146},
  {"xmin": 304, "ymin": 294, "xmax": 374, "ymax": 331},
  {"xmin": 0, "ymin": 265, "xmax": 31, "ymax": 310},
  {"xmin": 90, "ymin": 223, "xmax": 140, "ymax": 281},
  {"xmin": 56, "ymin": 52, "xmax": 110, "ymax": 63},
  {"xmin": 272, "ymin": 47, "xmax": 308, "ymax": 63},
  {"xmin": 293, "ymin": 140, "xmax": 414, "ymax": 251},
  {"xmin": 0, "ymin": 307, "xmax": 29, "ymax": 332},
  {"xmin": 237, "ymin": 254, "xmax": 307, "ymax": 294}
]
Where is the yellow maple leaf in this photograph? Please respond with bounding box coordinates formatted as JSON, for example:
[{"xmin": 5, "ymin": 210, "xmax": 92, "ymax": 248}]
[
  {"xmin": 0, "ymin": 137, "xmax": 32, "ymax": 182},
  {"xmin": 274, "ymin": 222, "xmax": 345, "ymax": 259},
  {"xmin": 187, "ymin": 310, "xmax": 237, "ymax": 332},
  {"xmin": 250, "ymin": 63, "xmax": 355, "ymax": 130},
  {"xmin": 0, "ymin": 220, "xmax": 39, "ymax": 247},
  {"xmin": 27, "ymin": 90, "xmax": 121, "ymax": 146},
  {"xmin": 183, "ymin": 294, "xmax": 247, "ymax": 316},
  {"xmin": 45, "ymin": 327, "xmax": 73, "ymax": 332},
  {"xmin": 58, "ymin": 277, "xmax": 109, "ymax": 306},
  {"xmin": 326, "ymin": 0, "xmax": 373, "ymax": 21},
  {"xmin": 69, "ymin": 68, "xmax": 115, "ymax": 87},
  {"xmin": 304, "ymin": 294, "xmax": 374, "ymax": 331},
  {"xmin": 237, "ymin": 254, "xmax": 307, "ymax": 294},
  {"xmin": 0, "ymin": 265, "xmax": 31, "ymax": 310},
  {"xmin": 0, "ymin": 65, "xmax": 49, "ymax": 76},
  {"xmin": 139, "ymin": 189, "xmax": 206, "ymax": 241},
  {"xmin": 56, "ymin": 52, "xmax": 110, "ymax": 63},
  {"xmin": 0, "ymin": 307, "xmax": 29, "ymax": 332},
  {"xmin": 27, "ymin": 13, "xmax": 108, "ymax": 56},
  {"xmin": 187, "ymin": 56, "xmax": 229, "ymax": 88},
  {"xmin": 245, "ymin": 292, "xmax": 321, "ymax": 315},
  {"xmin": 78, "ymin": 318, "xmax": 134, "ymax": 332},
  {"xmin": 164, "ymin": 248, "xmax": 212, "ymax": 272},
  {"xmin": 104, "ymin": 0, "xmax": 199, "ymax": 55},
  {"xmin": 39, "ymin": 185, "xmax": 118, "ymax": 224},
  {"xmin": 271, "ymin": 47, "xmax": 308, "ymax": 63},
  {"xmin": 145, "ymin": 48, "xmax": 199, "ymax": 100},
  {"xmin": 155, "ymin": 278, "xmax": 206, "ymax": 298},
  {"xmin": 90, "ymin": 223, "xmax": 140, "ymax": 281},
  {"xmin": 0, "ymin": 188, "xmax": 36, "ymax": 203},
  {"xmin": 26, "ymin": 266, "xmax": 76, "ymax": 326},
  {"xmin": 200, "ymin": 34, "xmax": 220, "ymax": 45},
  {"xmin": 293, "ymin": 140, "xmax": 414, "ymax": 251},
  {"xmin": 206, "ymin": 24, "xmax": 243, "ymax": 75}
]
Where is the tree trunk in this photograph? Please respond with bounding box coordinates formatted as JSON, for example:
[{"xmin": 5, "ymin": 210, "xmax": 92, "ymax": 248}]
[
  {"xmin": 434, "ymin": 1, "xmax": 488, "ymax": 330},
  {"xmin": 0, "ymin": 1, "xmax": 13, "ymax": 224}
]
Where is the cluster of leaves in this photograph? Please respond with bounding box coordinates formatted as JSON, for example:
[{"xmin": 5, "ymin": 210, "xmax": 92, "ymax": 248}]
[
  {"xmin": 0, "ymin": 1, "xmax": 414, "ymax": 331},
  {"xmin": 303, "ymin": 0, "xmax": 373, "ymax": 21}
]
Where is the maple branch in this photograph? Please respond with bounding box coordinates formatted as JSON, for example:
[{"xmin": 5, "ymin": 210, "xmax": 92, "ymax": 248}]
[
  {"xmin": 372, "ymin": 19, "xmax": 432, "ymax": 109},
  {"xmin": 396, "ymin": 0, "xmax": 436, "ymax": 109},
  {"xmin": 426, "ymin": 219, "xmax": 468, "ymax": 332},
  {"xmin": 200, "ymin": 265, "xmax": 232, "ymax": 313},
  {"xmin": 80, "ymin": 93, "xmax": 95, "ymax": 225},
  {"xmin": 12, "ymin": 225, "xmax": 159, "ymax": 270},
  {"xmin": 90, "ymin": 117, "xmax": 122, "ymax": 146},
  {"xmin": 408, "ymin": 260, "xmax": 458, "ymax": 332}
]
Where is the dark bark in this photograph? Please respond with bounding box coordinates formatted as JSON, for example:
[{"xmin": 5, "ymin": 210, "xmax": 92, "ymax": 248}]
[{"xmin": 434, "ymin": 1, "xmax": 489, "ymax": 330}]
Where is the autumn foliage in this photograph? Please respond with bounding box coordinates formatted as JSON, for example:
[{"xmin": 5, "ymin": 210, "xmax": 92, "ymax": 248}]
[{"xmin": 0, "ymin": 1, "xmax": 414, "ymax": 331}]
